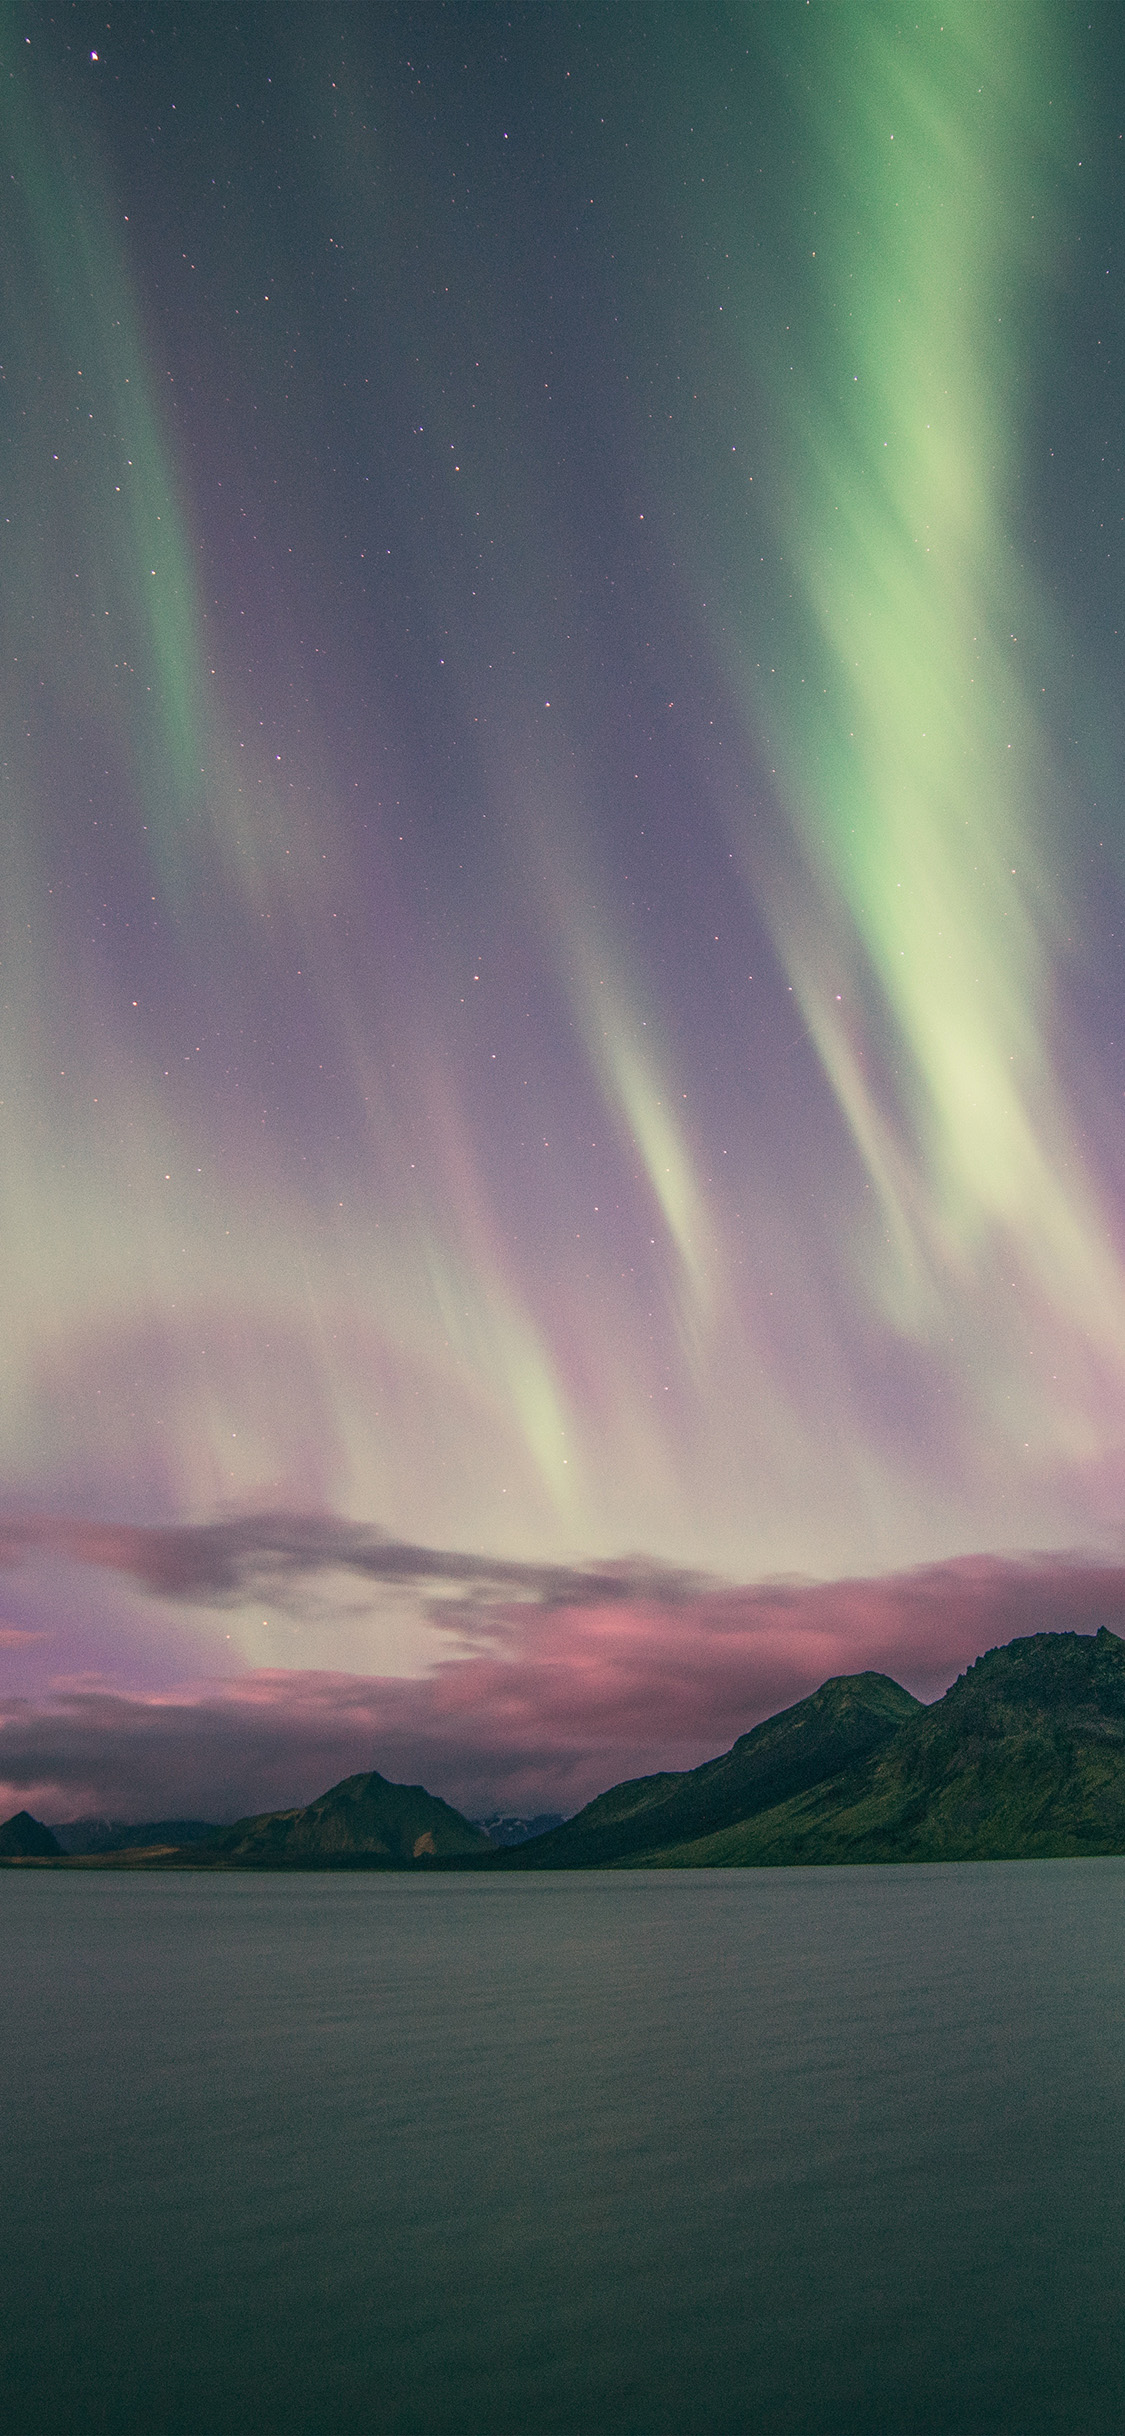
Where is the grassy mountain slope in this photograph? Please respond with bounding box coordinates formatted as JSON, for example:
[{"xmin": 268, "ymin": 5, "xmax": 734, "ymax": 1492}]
[
  {"xmin": 629, "ymin": 1628, "xmax": 1125, "ymax": 1866},
  {"xmin": 495, "ymin": 1672, "xmax": 923, "ymax": 1868}
]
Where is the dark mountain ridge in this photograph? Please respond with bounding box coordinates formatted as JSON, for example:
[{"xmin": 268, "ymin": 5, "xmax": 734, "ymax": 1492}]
[
  {"xmin": 7, "ymin": 1628, "xmax": 1125, "ymax": 1869},
  {"xmin": 0, "ymin": 1771, "xmax": 492, "ymax": 1869},
  {"xmin": 504, "ymin": 1626, "xmax": 1125, "ymax": 1869},
  {"xmin": 493, "ymin": 1670, "xmax": 923, "ymax": 1868},
  {"xmin": 747, "ymin": 1623, "xmax": 1125, "ymax": 1870}
]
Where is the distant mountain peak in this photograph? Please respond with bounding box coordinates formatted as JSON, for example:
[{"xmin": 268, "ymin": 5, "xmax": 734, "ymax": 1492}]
[
  {"xmin": 474, "ymin": 1813, "xmax": 567, "ymax": 1848},
  {"xmin": 209, "ymin": 1767, "xmax": 491, "ymax": 1864},
  {"xmin": 0, "ymin": 1810, "xmax": 62, "ymax": 1858}
]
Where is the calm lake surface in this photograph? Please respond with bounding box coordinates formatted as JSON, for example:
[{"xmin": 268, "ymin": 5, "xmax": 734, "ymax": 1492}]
[{"xmin": 4, "ymin": 1862, "xmax": 1125, "ymax": 2435}]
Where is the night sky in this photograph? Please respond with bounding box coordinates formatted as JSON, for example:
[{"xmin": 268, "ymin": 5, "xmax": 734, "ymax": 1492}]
[{"xmin": 5, "ymin": 0, "xmax": 1125, "ymax": 1822}]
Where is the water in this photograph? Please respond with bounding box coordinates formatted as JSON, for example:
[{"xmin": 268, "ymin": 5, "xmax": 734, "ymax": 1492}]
[{"xmin": 3, "ymin": 1862, "xmax": 1125, "ymax": 2435}]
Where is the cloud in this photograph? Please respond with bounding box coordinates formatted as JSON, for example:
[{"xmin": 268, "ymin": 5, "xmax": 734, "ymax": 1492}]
[
  {"xmin": 0, "ymin": 1510, "xmax": 708, "ymax": 1617},
  {"xmin": 2, "ymin": 1533, "xmax": 1124, "ymax": 1824}
]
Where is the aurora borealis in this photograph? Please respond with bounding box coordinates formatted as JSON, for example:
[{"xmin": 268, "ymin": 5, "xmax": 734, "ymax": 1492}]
[{"xmin": 4, "ymin": 1, "xmax": 1125, "ymax": 1819}]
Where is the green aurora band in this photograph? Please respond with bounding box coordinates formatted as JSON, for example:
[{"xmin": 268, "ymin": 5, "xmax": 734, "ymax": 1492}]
[
  {"xmin": 0, "ymin": 34, "xmax": 210, "ymax": 888},
  {"xmin": 1, "ymin": 2, "xmax": 1123, "ymax": 1633},
  {"xmin": 728, "ymin": 1, "xmax": 1125, "ymax": 1468}
]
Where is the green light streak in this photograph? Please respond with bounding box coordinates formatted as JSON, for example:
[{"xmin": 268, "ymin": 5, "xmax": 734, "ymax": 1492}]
[
  {"xmin": 558, "ymin": 900, "xmax": 718, "ymax": 1347},
  {"xmin": 414, "ymin": 1227, "xmax": 578, "ymax": 1509},
  {"xmin": 598, "ymin": 1014, "xmax": 714, "ymax": 1316},
  {"xmin": 736, "ymin": 3, "xmax": 1122, "ymax": 1367},
  {"xmin": 0, "ymin": 22, "xmax": 210, "ymax": 897}
]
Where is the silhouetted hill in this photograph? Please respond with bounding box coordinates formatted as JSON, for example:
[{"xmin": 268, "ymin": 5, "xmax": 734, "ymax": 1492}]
[
  {"xmin": 494, "ymin": 1672, "xmax": 922, "ymax": 1868},
  {"xmin": 0, "ymin": 1810, "xmax": 62, "ymax": 1857},
  {"xmin": 208, "ymin": 1769, "xmax": 492, "ymax": 1863}
]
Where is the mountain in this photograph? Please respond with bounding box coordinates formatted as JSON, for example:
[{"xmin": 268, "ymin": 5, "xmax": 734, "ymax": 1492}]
[
  {"xmin": 494, "ymin": 1671, "xmax": 922, "ymax": 1868},
  {"xmin": 684, "ymin": 1623, "xmax": 1125, "ymax": 1869},
  {"xmin": 473, "ymin": 1813, "xmax": 567, "ymax": 1847},
  {"xmin": 0, "ymin": 1810, "xmax": 63, "ymax": 1858},
  {"xmin": 496, "ymin": 1629, "xmax": 1125, "ymax": 1868},
  {"xmin": 208, "ymin": 1769, "xmax": 492, "ymax": 1863},
  {"xmin": 52, "ymin": 1818, "xmax": 216, "ymax": 1856},
  {"xmin": 13, "ymin": 1629, "xmax": 1125, "ymax": 1874}
]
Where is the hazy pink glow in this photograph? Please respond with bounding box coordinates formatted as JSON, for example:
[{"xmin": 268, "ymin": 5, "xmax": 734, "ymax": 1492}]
[{"xmin": 3, "ymin": 1552, "xmax": 1123, "ymax": 1824}]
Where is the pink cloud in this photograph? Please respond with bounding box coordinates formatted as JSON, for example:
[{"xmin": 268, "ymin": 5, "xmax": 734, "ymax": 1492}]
[{"xmin": 2, "ymin": 1547, "xmax": 1124, "ymax": 1824}]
